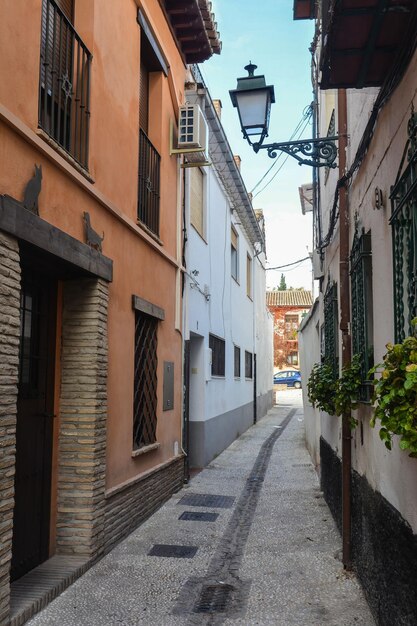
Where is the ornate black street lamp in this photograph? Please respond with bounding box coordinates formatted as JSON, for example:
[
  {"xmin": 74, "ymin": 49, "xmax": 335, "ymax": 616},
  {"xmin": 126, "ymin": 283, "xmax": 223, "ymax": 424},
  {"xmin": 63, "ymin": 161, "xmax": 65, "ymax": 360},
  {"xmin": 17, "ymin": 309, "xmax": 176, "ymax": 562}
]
[{"xmin": 230, "ymin": 63, "xmax": 338, "ymax": 168}]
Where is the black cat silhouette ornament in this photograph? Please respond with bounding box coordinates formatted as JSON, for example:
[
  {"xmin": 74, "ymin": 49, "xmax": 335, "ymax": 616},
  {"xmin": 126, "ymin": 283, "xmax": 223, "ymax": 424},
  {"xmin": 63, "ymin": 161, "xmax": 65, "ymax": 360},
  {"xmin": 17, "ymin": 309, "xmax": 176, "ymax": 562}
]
[
  {"xmin": 23, "ymin": 165, "xmax": 42, "ymax": 215},
  {"xmin": 83, "ymin": 212, "xmax": 104, "ymax": 253}
]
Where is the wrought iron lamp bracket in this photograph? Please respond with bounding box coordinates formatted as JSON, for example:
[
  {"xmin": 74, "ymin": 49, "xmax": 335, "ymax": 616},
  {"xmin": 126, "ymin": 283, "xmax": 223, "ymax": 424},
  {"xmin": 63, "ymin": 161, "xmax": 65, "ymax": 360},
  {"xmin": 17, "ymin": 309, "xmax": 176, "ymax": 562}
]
[{"xmin": 250, "ymin": 135, "xmax": 339, "ymax": 168}]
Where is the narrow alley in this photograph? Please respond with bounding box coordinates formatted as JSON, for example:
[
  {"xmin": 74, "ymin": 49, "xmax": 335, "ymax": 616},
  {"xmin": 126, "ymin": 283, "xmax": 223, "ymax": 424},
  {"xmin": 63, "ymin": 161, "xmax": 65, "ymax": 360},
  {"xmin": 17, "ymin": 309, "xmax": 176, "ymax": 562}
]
[{"xmin": 26, "ymin": 392, "xmax": 374, "ymax": 626}]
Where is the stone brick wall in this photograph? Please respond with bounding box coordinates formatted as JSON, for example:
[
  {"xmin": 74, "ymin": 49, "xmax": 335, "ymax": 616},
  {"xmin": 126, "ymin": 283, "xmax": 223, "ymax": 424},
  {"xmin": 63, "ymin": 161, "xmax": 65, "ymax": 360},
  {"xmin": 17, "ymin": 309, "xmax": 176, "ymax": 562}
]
[
  {"xmin": 0, "ymin": 233, "xmax": 21, "ymax": 626},
  {"xmin": 57, "ymin": 279, "xmax": 109, "ymax": 560},
  {"xmin": 104, "ymin": 456, "xmax": 184, "ymax": 554}
]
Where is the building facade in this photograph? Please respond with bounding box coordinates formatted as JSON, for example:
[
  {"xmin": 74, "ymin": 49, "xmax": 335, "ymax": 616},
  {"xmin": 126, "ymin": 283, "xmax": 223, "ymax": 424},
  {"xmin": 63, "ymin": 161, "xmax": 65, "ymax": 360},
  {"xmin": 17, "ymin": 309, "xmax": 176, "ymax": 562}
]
[
  {"xmin": 266, "ymin": 290, "xmax": 313, "ymax": 369},
  {"xmin": 182, "ymin": 70, "xmax": 274, "ymax": 469},
  {"xmin": 0, "ymin": 1, "xmax": 220, "ymax": 623},
  {"xmin": 295, "ymin": 1, "xmax": 417, "ymax": 623}
]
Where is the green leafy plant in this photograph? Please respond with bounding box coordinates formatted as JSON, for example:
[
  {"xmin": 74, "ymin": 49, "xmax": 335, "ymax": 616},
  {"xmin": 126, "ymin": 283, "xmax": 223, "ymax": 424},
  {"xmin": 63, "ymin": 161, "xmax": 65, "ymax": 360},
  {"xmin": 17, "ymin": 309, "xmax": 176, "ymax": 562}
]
[
  {"xmin": 370, "ymin": 319, "xmax": 417, "ymax": 457},
  {"xmin": 307, "ymin": 355, "xmax": 362, "ymax": 428},
  {"xmin": 307, "ymin": 361, "xmax": 337, "ymax": 415}
]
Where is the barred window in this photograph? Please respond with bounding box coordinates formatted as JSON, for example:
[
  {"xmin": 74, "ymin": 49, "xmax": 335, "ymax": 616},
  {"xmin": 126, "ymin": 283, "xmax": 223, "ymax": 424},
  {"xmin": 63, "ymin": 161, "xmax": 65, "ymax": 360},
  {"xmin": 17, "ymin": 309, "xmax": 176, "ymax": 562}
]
[
  {"xmin": 39, "ymin": 0, "xmax": 91, "ymax": 169},
  {"xmin": 245, "ymin": 350, "xmax": 253, "ymax": 379},
  {"xmin": 133, "ymin": 310, "xmax": 158, "ymax": 450},
  {"xmin": 350, "ymin": 228, "xmax": 373, "ymax": 401},
  {"xmin": 323, "ymin": 281, "xmax": 338, "ymax": 378},
  {"xmin": 209, "ymin": 334, "xmax": 225, "ymax": 377},
  {"xmin": 391, "ymin": 113, "xmax": 417, "ymax": 341},
  {"xmin": 137, "ymin": 14, "xmax": 167, "ymax": 236},
  {"xmin": 234, "ymin": 345, "xmax": 241, "ymax": 378}
]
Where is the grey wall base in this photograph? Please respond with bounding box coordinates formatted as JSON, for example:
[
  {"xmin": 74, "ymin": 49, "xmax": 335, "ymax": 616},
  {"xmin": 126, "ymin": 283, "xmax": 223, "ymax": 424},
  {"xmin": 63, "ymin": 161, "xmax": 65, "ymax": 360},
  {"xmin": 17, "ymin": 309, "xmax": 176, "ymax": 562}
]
[
  {"xmin": 189, "ymin": 391, "xmax": 272, "ymax": 468},
  {"xmin": 257, "ymin": 389, "xmax": 273, "ymax": 421},
  {"xmin": 320, "ymin": 436, "xmax": 417, "ymax": 626}
]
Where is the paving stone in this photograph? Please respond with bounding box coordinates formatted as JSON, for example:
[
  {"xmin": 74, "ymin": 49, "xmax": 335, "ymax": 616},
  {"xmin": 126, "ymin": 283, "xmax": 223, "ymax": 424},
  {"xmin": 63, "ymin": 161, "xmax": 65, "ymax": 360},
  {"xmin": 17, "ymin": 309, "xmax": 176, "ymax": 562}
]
[{"xmin": 27, "ymin": 391, "xmax": 375, "ymax": 626}]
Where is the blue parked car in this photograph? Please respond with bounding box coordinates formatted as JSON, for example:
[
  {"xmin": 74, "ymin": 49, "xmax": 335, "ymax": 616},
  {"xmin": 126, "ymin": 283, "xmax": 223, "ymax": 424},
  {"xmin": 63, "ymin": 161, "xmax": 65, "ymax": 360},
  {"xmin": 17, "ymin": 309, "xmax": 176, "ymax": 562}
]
[{"xmin": 273, "ymin": 370, "xmax": 302, "ymax": 389}]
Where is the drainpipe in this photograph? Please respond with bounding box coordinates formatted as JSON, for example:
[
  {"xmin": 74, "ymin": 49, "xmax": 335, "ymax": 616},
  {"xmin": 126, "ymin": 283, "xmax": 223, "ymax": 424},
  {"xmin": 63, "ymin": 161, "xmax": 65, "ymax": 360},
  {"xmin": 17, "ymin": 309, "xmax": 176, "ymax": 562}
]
[{"xmin": 338, "ymin": 88, "xmax": 352, "ymax": 570}]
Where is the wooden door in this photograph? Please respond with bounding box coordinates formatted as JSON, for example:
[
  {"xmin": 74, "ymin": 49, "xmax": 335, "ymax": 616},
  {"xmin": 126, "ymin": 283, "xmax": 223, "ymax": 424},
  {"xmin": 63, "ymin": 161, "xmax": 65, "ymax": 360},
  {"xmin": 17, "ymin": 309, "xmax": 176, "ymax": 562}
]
[{"xmin": 11, "ymin": 270, "xmax": 57, "ymax": 581}]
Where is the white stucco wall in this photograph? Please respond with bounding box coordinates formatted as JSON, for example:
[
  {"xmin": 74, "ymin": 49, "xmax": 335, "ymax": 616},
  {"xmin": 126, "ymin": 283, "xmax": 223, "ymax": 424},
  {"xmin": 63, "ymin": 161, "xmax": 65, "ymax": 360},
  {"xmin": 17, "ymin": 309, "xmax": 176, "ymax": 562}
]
[
  {"xmin": 299, "ymin": 299, "xmax": 322, "ymax": 468},
  {"xmin": 254, "ymin": 250, "xmax": 274, "ymax": 405},
  {"xmin": 187, "ymin": 161, "xmax": 256, "ymax": 416},
  {"xmin": 312, "ymin": 54, "xmax": 417, "ymax": 532}
]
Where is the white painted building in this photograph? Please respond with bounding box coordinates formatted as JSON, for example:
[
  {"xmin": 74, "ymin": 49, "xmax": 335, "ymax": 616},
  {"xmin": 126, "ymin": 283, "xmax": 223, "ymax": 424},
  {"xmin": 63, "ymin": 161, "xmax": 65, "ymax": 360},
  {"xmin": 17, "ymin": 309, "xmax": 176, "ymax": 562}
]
[
  {"xmin": 295, "ymin": 2, "xmax": 417, "ymax": 623},
  {"xmin": 182, "ymin": 68, "xmax": 273, "ymax": 468}
]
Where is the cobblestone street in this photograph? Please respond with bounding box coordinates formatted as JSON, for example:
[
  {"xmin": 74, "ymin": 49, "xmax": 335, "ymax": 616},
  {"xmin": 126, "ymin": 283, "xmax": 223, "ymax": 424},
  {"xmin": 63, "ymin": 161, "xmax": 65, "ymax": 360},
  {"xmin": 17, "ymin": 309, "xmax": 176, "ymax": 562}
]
[{"xmin": 28, "ymin": 391, "xmax": 374, "ymax": 626}]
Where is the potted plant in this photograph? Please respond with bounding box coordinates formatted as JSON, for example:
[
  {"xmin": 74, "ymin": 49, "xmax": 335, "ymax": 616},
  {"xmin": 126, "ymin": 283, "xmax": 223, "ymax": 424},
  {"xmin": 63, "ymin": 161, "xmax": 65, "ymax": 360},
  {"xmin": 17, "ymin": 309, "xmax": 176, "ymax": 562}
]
[
  {"xmin": 370, "ymin": 319, "xmax": 417, "ymax": 456},
  {"xmin": 307, "ymin": 354, "xmax": 362, "ymax": 428}
]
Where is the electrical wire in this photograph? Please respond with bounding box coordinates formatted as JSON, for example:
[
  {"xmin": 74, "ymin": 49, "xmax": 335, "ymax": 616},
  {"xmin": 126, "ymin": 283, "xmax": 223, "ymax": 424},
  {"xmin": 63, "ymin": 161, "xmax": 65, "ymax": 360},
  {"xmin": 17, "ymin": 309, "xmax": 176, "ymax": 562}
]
[
  {"xmin": 253, "ymin": 113, "xmax": 312, "ymax": 198},
  {"xmin": 250, "ymin": 105, "xmax": 313, "ymax": 195},
  {"xmin": 266, "ymin": 255, "xmax": 311, "ymax": 270}
]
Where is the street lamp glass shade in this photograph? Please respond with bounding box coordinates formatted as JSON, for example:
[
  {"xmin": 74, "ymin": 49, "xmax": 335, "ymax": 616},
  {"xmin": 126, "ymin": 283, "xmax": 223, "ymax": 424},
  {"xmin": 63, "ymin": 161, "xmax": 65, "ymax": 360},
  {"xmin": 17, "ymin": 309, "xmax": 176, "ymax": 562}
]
[
  {"xmin": 234, "ymin": 89, "xmax": 271, "ymax": 137},
  {"xmin": 230, "ymin": 65, "xmax": 275, "ymax": 144}
]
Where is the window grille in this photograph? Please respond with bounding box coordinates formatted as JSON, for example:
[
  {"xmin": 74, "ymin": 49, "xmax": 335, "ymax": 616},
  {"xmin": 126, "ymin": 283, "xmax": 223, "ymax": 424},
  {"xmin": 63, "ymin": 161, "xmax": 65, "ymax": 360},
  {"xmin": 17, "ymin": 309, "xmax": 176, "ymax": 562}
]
[
  {"xmin": 133, "ymin": 311, "xmax": 158, "ymax": 450},
  {"xmin": 350, "ymin": 227, "xmax": 373, "ymax": 401},
  {"xmin": 390, "ymin": 110, "xmax": 417, "ymax": 341},
  {"xmin": 245, "ymin": 350, "xmax": 253, "ymax": 379},
  {"xmin": 209, "ymin": 334, "xmax": 225, "ymax": 377},
  {"xmin": 234, "ymin": 345, "xmax": 241, "ymax": 377},
  {"xmin": 323, "ymin": 280, "xmax": 338, "ymax": 378},
  {"xmin": 138, "ymin": 129, "xmax": 161, "ymax": 236},
  {"xmin": 39, "ymin": 0, "xmax": 91, "ymax": 169}
]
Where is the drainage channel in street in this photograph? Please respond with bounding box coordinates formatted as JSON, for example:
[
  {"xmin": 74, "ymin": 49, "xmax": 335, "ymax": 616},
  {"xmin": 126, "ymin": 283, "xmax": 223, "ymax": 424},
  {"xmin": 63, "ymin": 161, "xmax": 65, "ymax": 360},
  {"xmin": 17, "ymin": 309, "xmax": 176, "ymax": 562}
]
[{"xmin": 171, "ymin": 408, "xmax": 297, "ymax": 624}]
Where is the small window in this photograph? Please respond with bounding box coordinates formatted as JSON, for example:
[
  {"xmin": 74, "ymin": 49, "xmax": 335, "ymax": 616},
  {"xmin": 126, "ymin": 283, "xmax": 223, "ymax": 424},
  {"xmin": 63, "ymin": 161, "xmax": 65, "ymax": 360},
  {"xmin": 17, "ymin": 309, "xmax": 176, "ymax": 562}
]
[
  {"xmin": 285, "ymin": 314, "xmax": 299, "ymax": 328},
  {"xmin": 209, "ymin": 334, "xmax": 225, "ymax": 377},
  {"xmin": 234, "ymin": 345, "xmax": 241, "ymax": 377},
  {"xmin": 245, "ymin": 350, "xmax": 253, "ymax": 379},
  {"xmin": 190, "ymin": 168, "xmax": 205, "ymax": 238},
  {"xmin": 287, "ymin": 352, "xmax": 299, "ymax": 366},
  {"xmin": 246, "ymin": 254, "xmax": 252, "ymax": 298},
  {"xmin": 231, "ymin": 226, "xmax": 238, "ymax": 281}
]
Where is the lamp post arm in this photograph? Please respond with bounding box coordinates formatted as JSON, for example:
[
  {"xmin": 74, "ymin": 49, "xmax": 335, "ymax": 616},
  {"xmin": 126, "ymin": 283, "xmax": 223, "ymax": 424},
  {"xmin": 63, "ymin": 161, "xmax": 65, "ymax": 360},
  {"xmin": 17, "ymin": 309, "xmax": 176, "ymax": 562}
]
[{"xmin": 252, "ymin": 136, "xmax": 339, "ymax": 168}]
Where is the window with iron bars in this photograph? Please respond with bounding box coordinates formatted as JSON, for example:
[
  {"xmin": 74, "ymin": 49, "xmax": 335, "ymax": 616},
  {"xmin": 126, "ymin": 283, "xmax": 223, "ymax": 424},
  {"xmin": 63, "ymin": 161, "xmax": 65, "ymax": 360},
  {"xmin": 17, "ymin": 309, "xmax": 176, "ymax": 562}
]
[
  {"xmin": 39, "ymin": 0, "xmax": 91, "ymax": 169},
  {"xmin": 350, "ymin": 227, "xmax": 374, "ymax": 401},
  {"xmin": 137, "ymin": 30, "xmax": 161, "ymax": 236},
  {"xmin": 133, "ymin": 310, "xmax": 158, "ymax": 450},
  {"xmin": 209, "ymin": 334, "xmax": 225, "ymax": 377},
  {"xmin": 323, "ymin": 280, "xmax": 338, "ymax": 378},
  {"xmin": 390, "ymin": 110, "xmax": 417, "ymax": 341}
]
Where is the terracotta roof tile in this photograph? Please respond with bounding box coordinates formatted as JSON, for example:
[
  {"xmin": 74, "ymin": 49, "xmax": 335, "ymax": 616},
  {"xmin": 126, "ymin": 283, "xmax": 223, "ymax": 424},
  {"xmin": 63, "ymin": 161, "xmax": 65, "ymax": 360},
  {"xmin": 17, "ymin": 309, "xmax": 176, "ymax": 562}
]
[{"xmin": 266, "ymin": 290, "xmax": 313, "ymax": 307}]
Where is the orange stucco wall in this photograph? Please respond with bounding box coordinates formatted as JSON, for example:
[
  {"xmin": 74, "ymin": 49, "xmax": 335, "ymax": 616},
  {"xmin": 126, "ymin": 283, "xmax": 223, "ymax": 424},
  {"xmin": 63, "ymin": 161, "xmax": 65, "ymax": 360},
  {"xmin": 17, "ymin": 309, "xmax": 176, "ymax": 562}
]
[{"xmin": 0, "ymin": 0, "xmax": 187, "ymax": 489}]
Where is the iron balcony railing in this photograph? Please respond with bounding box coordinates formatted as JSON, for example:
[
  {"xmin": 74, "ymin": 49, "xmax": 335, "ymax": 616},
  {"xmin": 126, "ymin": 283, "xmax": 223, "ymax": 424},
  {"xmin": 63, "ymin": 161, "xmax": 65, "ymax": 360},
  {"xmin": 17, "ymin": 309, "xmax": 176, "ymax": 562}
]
[
  {"xmin": 138, "ymin": 129, "xmax": 161, "ymax": 237},
  {"xmin": 39, "ymin": 0, "xmax": 91, "ymax": 169}
]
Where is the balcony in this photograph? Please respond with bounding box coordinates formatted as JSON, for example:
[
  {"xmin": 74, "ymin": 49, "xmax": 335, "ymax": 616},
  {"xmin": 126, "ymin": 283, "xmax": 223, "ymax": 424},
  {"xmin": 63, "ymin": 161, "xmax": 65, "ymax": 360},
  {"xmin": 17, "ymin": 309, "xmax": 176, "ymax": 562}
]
[
  {"xmin": 39, "ymin": 0, "xmax": 91, "ymax": 169},
  {"xmin": 319, "ymin": 0, "xmax": 415, "ymax": 89},
  {"xmin": 138, "ymin": 130, "xmax": 161, "ymax": 237}
]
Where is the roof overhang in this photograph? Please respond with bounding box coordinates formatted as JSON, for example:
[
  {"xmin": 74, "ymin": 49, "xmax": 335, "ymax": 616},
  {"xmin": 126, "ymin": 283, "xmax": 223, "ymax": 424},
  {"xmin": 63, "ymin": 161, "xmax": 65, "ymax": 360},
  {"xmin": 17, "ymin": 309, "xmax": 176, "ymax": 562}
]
[
  {"xmin": 161, "ymin": 0, "xmax": 221, "ymax": 64},
  {"xmin": 320, "ymin": 0, "xmax": 415, "ymax": 89},
  {"xmin": 293, "ymin": 0, "xmax": 317, "ymax": 20}
]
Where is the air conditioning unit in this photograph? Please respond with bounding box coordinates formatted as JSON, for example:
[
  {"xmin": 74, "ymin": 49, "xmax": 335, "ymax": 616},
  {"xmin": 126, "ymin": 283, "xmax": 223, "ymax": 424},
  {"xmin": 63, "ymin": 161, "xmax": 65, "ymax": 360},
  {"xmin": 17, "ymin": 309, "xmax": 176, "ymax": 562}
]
[{"xmin": 178, "ymin": 104, "xmax": 209, "ymax": 163}]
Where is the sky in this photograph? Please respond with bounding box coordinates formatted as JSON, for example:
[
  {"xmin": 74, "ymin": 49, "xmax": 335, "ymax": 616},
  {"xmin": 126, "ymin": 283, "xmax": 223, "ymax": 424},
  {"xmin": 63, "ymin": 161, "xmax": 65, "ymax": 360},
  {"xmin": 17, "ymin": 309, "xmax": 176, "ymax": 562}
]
[{"xmin": 199, "ymin": 1, "xmax": 315, "ymax": 291}]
